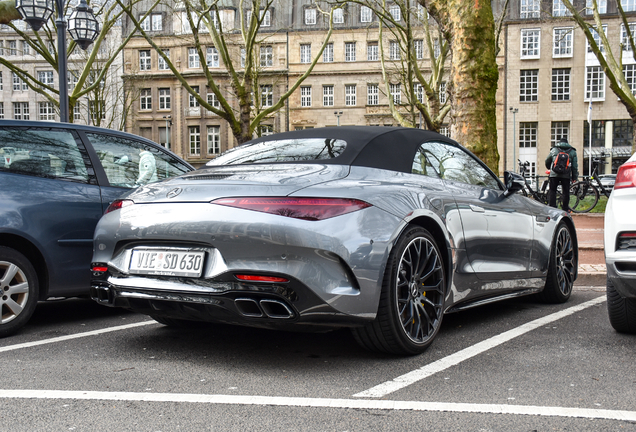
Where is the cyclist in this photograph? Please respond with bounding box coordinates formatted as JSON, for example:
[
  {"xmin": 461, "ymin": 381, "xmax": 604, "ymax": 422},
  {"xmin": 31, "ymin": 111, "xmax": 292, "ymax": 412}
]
[{"xmin": 545, "ymin": 137, "xmax": 578, "ymax": 211}]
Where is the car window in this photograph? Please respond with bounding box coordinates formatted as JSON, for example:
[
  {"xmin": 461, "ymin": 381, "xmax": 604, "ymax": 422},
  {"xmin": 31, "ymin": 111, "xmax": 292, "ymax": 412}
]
[
  {"xmin": 87, "ymin": 133, "xmax": 191, "ymax": 188},
  {"xmin": 206, "ymin": 138, "xmax": 347, "ymax": 166},
  {"xmin": 412, "ymin": 146, "xmax": 441, "ymax": 178},
  {"xmin": 0, "ymin": 127, "xmax": 93, "ymax": 184},
  {"xmin": 421, "ymin": 141, "xmax": 501, "ymax": 189}
]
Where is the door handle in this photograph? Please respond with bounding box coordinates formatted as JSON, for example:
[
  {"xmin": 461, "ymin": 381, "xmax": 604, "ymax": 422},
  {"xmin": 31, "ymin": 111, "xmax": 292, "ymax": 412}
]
[{"xmin": 469, "ymin": 204, "xmax": 485, "ymax": 213}]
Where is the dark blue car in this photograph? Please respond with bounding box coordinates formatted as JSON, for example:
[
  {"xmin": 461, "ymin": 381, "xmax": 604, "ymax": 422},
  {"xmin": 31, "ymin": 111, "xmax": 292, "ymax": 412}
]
[{"xmin": 0, "ymin": 120, "xmax": 193, "ymax": 337}]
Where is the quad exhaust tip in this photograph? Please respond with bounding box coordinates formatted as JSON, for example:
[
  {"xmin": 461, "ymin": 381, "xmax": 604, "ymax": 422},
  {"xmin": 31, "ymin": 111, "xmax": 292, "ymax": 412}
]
[{"xmin": 234, "ymin": 298, "xmax": 294, "ymax": 319}]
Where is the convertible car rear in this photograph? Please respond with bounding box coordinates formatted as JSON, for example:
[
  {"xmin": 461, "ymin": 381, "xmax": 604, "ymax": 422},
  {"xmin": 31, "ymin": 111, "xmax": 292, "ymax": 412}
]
[{"xmin": 90, "ymin": 127, "xmax": 577, "ymax": 355}]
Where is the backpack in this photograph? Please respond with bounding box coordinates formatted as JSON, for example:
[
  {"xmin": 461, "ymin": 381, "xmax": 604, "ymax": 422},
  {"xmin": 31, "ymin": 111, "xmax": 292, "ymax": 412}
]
[{"xmin": 552, "ymin": 150, "xmax": 571, "ymax": 175}]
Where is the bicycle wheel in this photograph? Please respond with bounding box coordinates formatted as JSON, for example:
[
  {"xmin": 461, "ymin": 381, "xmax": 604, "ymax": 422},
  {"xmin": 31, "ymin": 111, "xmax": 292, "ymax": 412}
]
[{"xmin": 569, "ymin": 182, "xmax": 599, "ymax": 213}]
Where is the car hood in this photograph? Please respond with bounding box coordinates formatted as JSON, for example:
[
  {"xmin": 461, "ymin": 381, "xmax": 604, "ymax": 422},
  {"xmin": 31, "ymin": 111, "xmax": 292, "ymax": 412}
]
[{"xmin": 126, "ymin": 164, "xmax": 351, "ymax": 203}]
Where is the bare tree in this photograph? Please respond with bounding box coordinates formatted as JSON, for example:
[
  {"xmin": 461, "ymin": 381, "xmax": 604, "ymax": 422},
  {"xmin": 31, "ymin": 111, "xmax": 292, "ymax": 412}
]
[
  {"xmin": 562, "ymin": 0, "xmax": 636, "ymax": 154},
  {"xmin": 0, "ymin": 0, "xmax": 151, "ymax": 127},
  {"xmin": 120, "ymin": 0, "xmax": 336, "ymax": 144}
]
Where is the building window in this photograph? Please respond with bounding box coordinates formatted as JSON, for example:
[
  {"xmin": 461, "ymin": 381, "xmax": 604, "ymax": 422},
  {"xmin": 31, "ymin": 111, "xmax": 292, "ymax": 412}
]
[
  {"xmin": 414, "ymin": 39, "xmax": 424, "ymax": 60},
  {"xmin": 389, "ymin": 5, "xmax": 401, "ymax": 21},
  {"xmin": 190, "ymin": 86, "xmax": 200, "ymax": 107},
  {"xmin": 439, "ymin": 126, "xmax": 450, "ymax": 137},
  {"xmin": 519, "ymin": 122, "xmax": 537, "ymax": 148},
  {"xmin": 521, "ymin": 29, "xmax": 540, "ymax": 58},
  {"xmin": 613, "ymin": 119, "xmax": 633, "ymax": 146},
  {"xmin": 140, "ymin": 14, "xmax": 150, "ymax": 30},
  {"xmin": 367, "ymin": 84, "xmax": 379, "ymax": 105},
  {"xmin": 0, "ymin": 41, "xmax": 4, "ymax": 56},
  {"xmin": 361, "ymin": 5, "xmax": 372, "ymax": 22},
  {"xmin": 551, "ymin": 122, "xmax": 570, "ymax": 147},
  {"xmin": 89, "ymin": 100, "xmax": 106, "ymax": 120},
  {"xmin": 261, "ymin": 9, "xmax": 271, "ymax": 26},
  {"xmin": 207, "ymin": 126, "xmax": 221, "ymax": 155},
  {"xmin": 305, "ymin": 8, "xmax": 316, "ymax": 25},
  {"xmin": 21, "ymin": 40, "xmax": 30, "ymax": 55},
  {"xmin": 367, "ymin": 42, "xmax": 378, "ymax": 61},
  {"xmin": 345, "ymin": 42, "xmax": 356, "ymax": 62},
  {"xmin": 586, "ymin": 0, "xmax": 607, "ymax": 14},
  {"xmin": 259, "ymin": 46, "xmax": 273, "ymax": 67},
  {"xmin": 38, "ymin": 71, "xmax": 54, "ymax": 87},
  {"xmin": 38, "ymin": 102, "xmax": 55, "ymax": 121},
  {"xmin": 13, "ymin": 102, "xmax": 29, "ymax": 120},
  {"xmin": 0, "ymin": 72, "xmax": 3, "ymax": 91},
  {"xmin": 520, "ymin": 69, "xmax": 539, "ymax": 102},
  {"xmin": 586, "ymin": 66, "xmax": 605, "ymax": 100},
  {"xmin": 188, "ymin": 48, "xmax": 200, "ymax": 68},
  {"xmin": 622, "ymin": 23, "xmax": 636, "ymax": 51},
  {"xmin": 334, "ymin": 8, "xmax": 344, "ymax": 23},
  {"xmin": 9, "ymin": 40, "xmax": 16, "ymax": 56},
  {"xmin": 261, "ymin": 125, "xmax": 274, "ymax": 136},
  {"xmin": 152, "ymin": 13, "xmax": 162, "ymax": 31},
  {"xmin": 300, "ymin": 44, "xmax": 311, "ymax": 64},
  {"xmin": 553, "ymin": 27, "xmax": 573, "ymax": 57},
  {"xmin": 158, "ymin": 49, "xmax": 170, "ymax": 70},
  {"xmin": 189, "ymin": 126, "xmax": 201, "ymax": 155},
  {"xmin": 207, "ymin": 47, "xmax": 220, "ymax": 67},
  {"xmin": 140, "ymin": 88, "xmax": 152, "ymax": 110},
  {"xmin": 0, "ymin": 103, "xmax": 4, "ymax": 119},
  {"xmin": 301, "ymin": 86, "xmax": 312, "ymax": 107},
  {"xmin": 622, "ymin": 0, "xmax": 636, "ymax": 11},
  {"xmin": 588, "ymin": 26, "xmax": 607, "ymax": 53},
  {"xmin": 552, "ymin": 0, "xmax": 572, "ymax": 16},
  {"xmin": 520, "ymin": 0, "xmax": 540, "ymax": 18},
  {"xmin": 73, "ymin": 103, "xmax": 81, "ymax": 120},
  {"xmin": 389, "ymin": 41, "xmax": 401, "ymax": 60},
  {"xmin": 583, "ymin": 120, "xmax": 605, "ymax": 148},
  {"xmin": 323, "ymin": 85, "xmax": 334, "ymax": 106},
  {"xmin": 433, "ymin": 38, "xmax": 441, "ymax": 58},
  {"xmin": 440, "ymin": 81, "xmax": 447, "ymax": 104},
  {"xmin": 390, "ymin": 83, "xmax": 401, "ymax": 104},
  {"xmin": 207, "ymin": 92, "xmax": 220, "ymax": 108},
  {"xmin": 12, "ymin": 72, "xmax": 27, "ymax": 91},
  {"xmin": 345, "ymin": 85, "xmax": 356, "ymax": 106},
  {"xmin": 159, "ymin": 88, "xmax": 171, "ymax": 109},
  {"xmin": 624, "ymin": 64, "xmax": 636, "ymax": 95},
  {"xmin": 261, "ymin": 85, "xmax": 273, "ymax": 107},
  {"xmin": 241, "ymin": 47, "xmax": 246, "ymax": 67},
  {"xmin": 414, "ymin": 82, "xmax": 424, "ymax": 103},
  {"xmin": 552, "ymin": 68, "xmax": 570, "ymax": 101},
  {"xmin": 323, "ymin": 43, "xmax": 333, "ymax": 62},
  {"xmin": 139, "ymin": 50, "xmax": 151, "ymax": 70}
]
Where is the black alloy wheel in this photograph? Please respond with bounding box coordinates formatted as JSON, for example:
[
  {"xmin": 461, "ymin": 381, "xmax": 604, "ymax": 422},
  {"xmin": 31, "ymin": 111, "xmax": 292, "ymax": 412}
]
[
  {"xmin": 537, "ymin": 222, "xmax": 575, "ymax": 303},
  {"xmin": 0, "ymin": 246, "xmax": 39, "ymax": 337}
]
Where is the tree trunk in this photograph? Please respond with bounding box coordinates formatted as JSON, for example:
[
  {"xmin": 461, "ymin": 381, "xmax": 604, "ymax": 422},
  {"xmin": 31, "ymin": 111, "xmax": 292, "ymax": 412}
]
[{"xmin": 422, "ymin": 0, "xmax": 500, "ymax": 173}]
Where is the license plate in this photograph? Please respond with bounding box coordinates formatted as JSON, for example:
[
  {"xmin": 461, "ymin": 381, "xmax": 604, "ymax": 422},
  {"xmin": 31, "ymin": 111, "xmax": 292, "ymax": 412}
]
[{"xmin": 129, "ymin": 249, "xmax": 205, "ymax": 277}]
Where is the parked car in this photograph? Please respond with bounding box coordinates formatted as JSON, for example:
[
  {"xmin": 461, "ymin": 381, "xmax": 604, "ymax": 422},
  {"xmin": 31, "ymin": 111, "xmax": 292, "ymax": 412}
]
[
  {"xmin": 599, "ymin": 174, "xmax": 616, "ymax": 190},
  {"xmin": 90, "ymin": 127, "xmax": 577, "ymax": 355},
  {"xmin": 604, "ymin": 152, "xmax": 636, "ymax": 333},
  {"xmin": 0, "ymin": 120, "xmax": 194, "ymax": 337}
]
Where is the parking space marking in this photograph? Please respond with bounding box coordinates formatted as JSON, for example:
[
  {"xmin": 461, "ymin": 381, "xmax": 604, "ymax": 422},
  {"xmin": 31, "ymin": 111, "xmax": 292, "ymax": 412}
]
[
  {"xmin": 354, "ymin": 295, "xmax": 606, "ymax": 398},
  {"xmin": 0, "ymin": 389, "xmax": 634, "ymax": 422},
  {"xmin": 0, "ymin": 321, "xmax": 157, "ymax": 353}
]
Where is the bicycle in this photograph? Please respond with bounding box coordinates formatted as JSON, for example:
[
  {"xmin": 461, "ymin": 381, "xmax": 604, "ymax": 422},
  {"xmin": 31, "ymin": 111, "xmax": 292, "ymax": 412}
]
[
  {"xmin": 517, "ymin": 160, "xmax": 565, "ymax": 207},
  {"xmin": 569, "ymin": 157, "xmax": 613, "ymax": 213}
]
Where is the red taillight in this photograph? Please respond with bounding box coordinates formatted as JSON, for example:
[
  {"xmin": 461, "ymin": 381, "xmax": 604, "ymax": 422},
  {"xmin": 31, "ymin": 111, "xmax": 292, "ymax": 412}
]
[
  {"xmin": 92, "ymin": 266, "xmax": 108, "ymax": 272},
  {"xmin": 105, "ymin": 199, "xmax": 134, "ymax": 214},
  {"xmin": 614, "ymin": 162, "xmax": 636, "ymax": 190},
  {"xmin": 235, "ymin": 274, "xmax": 290, "ymax": 283},
  {"xmin": 211, "ymin": 197, "xmax": 372, "ymax": 221}
]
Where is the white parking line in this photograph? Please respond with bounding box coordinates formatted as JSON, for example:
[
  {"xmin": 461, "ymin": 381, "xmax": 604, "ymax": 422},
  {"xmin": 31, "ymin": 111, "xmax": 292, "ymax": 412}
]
[
  {"xmin": 354, "ymin": 295, "xmax": 606, "ymax": 398},
  {"xmin": 0, "ymin": 321, "xmax": 157, "ymax": 353},
  {"xmin": 0, "ymin": 389, "xmax": 634, "ymax": 422}
]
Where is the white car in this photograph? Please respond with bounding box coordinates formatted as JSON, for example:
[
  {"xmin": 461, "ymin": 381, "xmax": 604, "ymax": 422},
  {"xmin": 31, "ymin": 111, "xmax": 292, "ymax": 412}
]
[{"xmin": 605, "ymin": 152, "xmax": 636, "ymax": 333}]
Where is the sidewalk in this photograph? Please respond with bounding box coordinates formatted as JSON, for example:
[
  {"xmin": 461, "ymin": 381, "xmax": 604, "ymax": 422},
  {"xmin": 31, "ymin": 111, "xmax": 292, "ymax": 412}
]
[{"xmin": 571, "ymin": 213, "xmax": 606, "ymax": 287}]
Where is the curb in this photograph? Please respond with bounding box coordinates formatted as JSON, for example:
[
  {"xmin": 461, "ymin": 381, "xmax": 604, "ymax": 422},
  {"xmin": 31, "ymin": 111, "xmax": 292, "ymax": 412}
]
[{"xmin": 575, "ymin": 272, "xmax": 605, "ymax": 287}]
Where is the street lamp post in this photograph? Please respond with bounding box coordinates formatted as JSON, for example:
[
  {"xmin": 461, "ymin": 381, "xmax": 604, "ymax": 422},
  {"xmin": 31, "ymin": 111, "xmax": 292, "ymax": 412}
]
[
  {"xmin": 509, "ymin": 107, "xmax": 519, "ymax": 171},
  {"xmin": 334, "ymin": 111, "xmax": 343, "ymax": 126},
  {"xmin": 163, "ymin": 115, "xmax": 172, "ymax": 149},
  {"xmin": 16, "ymin": 0, "xmax": 100, "ymax": 123}
]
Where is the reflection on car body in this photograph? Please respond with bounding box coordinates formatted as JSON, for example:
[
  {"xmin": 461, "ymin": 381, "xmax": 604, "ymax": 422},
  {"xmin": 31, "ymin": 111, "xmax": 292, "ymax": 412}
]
[{"xmin": 90, "ymin": 127, "xmax": 578, "ymax": 355}]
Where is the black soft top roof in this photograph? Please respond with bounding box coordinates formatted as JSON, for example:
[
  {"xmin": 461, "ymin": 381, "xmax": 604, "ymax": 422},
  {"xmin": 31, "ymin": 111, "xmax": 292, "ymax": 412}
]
[{"xmin": 246, "ymin": 126, "xmax": 460, "ymax": 174}]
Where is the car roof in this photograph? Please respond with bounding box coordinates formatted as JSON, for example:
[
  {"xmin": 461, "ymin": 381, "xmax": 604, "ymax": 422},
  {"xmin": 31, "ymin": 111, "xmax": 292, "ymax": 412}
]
[{"xmin": 244, "ymin": 126, "xmax": 461, "ymax": 174}]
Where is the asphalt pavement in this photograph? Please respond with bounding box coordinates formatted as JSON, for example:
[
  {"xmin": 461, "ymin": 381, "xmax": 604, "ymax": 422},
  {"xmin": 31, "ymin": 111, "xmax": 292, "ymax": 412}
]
[{"xmin": 572, "ymin": 213, "xmax": 606, "ymax": 287}]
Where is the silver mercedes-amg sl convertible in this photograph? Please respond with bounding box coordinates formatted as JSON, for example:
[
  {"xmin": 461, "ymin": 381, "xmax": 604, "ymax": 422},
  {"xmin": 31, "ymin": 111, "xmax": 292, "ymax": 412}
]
[{"xmin": 90, "ymin": 127, "xmax": 577, "ymax": 355}]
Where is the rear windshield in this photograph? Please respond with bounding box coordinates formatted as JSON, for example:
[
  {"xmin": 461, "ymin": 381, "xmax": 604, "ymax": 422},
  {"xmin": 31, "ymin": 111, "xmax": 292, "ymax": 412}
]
[{"xmin": 206, "ymin": 138, "xmax": 347, "ymax": 166}]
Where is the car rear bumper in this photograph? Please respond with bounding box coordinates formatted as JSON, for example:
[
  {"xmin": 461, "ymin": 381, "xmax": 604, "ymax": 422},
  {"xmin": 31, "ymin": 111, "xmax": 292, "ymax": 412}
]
[{"xmin": 606, "ymin": 256, "xmax": 636, "ymax": 299}]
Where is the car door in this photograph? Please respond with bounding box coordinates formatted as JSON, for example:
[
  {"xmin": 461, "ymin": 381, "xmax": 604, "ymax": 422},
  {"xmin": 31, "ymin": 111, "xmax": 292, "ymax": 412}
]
[
  {"xmin": 422, "ymin": 140, "xmax": 535, "ymax": 282},
  {"xmin": 83, "ymin": 133, "xmax": 193, "ymax": 212},
  {"xmin": 0, "ymin": 126, "xmax": 103, "ymax": 296}
]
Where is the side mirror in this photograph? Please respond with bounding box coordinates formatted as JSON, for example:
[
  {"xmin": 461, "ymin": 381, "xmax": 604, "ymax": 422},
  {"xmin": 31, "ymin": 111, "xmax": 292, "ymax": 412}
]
[{"xmin": 503, "ymin": 171, "xmax": 525, "ymax": 197}]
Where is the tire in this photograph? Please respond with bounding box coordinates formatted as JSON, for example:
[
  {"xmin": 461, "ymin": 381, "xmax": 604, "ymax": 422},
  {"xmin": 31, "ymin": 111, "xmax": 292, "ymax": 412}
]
[
  {"xmin": 352, "ymin": 226, "xmax": 446, "ymax": 355},
  {"xmin": 537, "ymin": 223, "xmax": 575, "ymax": 303},
  {"xmin": 569, "ymin": 182, "xmax": 599, "ymax": 213},
  {"xmin": 606, "ymin": 276, "xmax": 636, "ymax": 334},
  {"xmin": 0, "ymin": 247, "xmax": 39, "ymax": 338}
]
